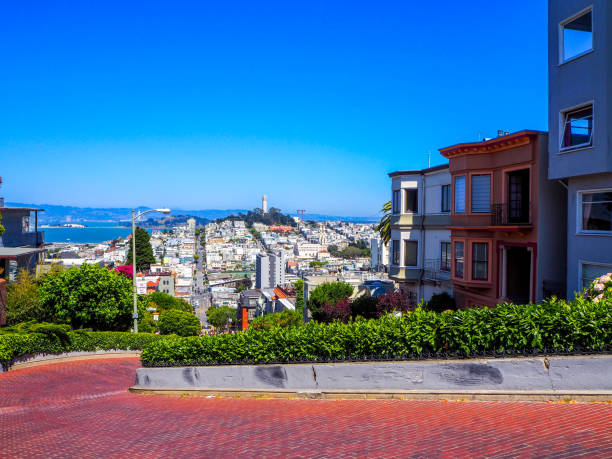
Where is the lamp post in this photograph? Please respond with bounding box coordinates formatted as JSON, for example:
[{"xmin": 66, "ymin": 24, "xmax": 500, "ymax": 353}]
[{"xmin": 132, "ymin": 208, "xmax": 171, "ymax": 333}]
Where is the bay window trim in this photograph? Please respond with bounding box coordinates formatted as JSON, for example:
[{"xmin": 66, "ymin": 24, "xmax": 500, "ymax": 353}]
[{"xmin": 576, "ymin": 188, "xmax": 612, "ymax": 235}]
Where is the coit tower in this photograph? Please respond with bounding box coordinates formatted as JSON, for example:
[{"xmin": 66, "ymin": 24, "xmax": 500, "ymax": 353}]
[{"xmin": 262, "ymin": 195, "xmax": 267, "ymax": 214}]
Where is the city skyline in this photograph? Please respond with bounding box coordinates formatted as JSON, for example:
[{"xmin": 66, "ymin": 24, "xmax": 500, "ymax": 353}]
[{"xmin": 2, "ymin": 1, "xmax": 548, "ymax": 216}]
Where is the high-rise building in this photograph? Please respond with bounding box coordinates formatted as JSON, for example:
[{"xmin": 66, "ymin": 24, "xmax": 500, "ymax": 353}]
[
  {"xmin": 255, "ymin": 251, "xmax": 286, "ymax": 289},
  {"xmin": 262, "ymin": 195, "xmax": 268, "ymax": 214},
  {"xmin": 548, "ymin": 0, "xmax": 612, "ymax": 297}
]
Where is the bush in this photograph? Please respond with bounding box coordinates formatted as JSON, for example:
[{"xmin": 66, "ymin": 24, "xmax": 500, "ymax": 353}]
[
  {"xmin": 585, "ymin": 272, "xmax": 612, "ymax": 302},
  {"xmin": 206, "ymin": 306, "xmax": 236, "ymax": 329},
  {"xmin": 140, "ymin": 297, "xmax": 612, "ymax": 366},
  {"xmin": 350, "ymin": 295, "xmax": 379, "ymax": 320},
  {"xmin": 6, "ymin": 270, "xmax": 48, "ymax": 325},
  {"xmin": 39, "ymin": 264, "xmax": 133, "ymax": 331},
  {"xmin": 249, "ymin": 310, "xmax": 303, "ymax": 330},
  {"xmin": 158, "ymin": 310, "xmax": 201, "ymax": 337},
  {"xmin": 376, "ymin": 290, "xmax": 415, "ymax": 316},
  {"xmin": 424, "ymin": 292, "xmax": 456, "ymax": 313},
  {"xmin": 321, "ymin": 298, "xmax": 352, "ymax": 323},
  {"xmin": 0, "ymin": 329, "xmax": 168, "ymax": 367},
  {"xmin": 307, "ymin": 282, "xmax": 354, "ymax": 321},
  {"xmin": 145, "ymin": 291, "xmax": 192, "ymax": 313}
]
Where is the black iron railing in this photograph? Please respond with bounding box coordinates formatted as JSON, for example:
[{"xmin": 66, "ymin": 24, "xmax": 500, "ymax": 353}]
[{"xmin": 490, "ymin": 202, "xmax": 532, "ymax": 226}]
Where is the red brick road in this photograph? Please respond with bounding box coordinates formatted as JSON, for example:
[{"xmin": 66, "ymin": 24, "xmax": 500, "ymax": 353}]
[{"xmin": 1, "ymin": 357, "xmax": 611, "ymax": 458}]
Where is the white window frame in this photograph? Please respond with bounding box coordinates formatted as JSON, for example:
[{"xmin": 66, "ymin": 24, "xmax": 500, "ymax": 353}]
[
  {"xmin": 559, "ymin": 6, "xmax": 594, "ymax": 65},
  {"xmin": 559, "ymin": 101, "xmax": 594, "ymax": 153},
  {"xmin": 576, "ymin": 188, "xmax": 612, "ymax": 235},
  {"xmin": 579, "ymin": 260, "xmax": 612, "ymax": 291}
]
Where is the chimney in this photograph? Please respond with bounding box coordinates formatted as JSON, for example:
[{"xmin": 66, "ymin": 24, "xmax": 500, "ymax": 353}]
[
  {"xmin": 504, "ymin": 131, "xmax": 509, "ymax": 136},
  {"xmin": 497, "ymin": 130, "xmax": 504, "ymax": 137}
]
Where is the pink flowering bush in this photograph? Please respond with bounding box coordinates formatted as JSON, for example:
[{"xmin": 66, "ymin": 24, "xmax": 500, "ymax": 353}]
[
  {"xmin": 586, "ymin": 272, "xmax": 612, "ymax": 303},
  {"xmin": 114, "ymin": 265, "xmax": 133, "ymax": 279}
]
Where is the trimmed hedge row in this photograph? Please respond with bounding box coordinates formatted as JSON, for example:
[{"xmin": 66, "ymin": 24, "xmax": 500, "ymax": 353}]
[
  {"xmin": 141, "ymin": 297, "xmax": 612, "ymax": 366},
  {"xmin": 0, "ymin": 331, "xmax": 168, "ymax": 367}
]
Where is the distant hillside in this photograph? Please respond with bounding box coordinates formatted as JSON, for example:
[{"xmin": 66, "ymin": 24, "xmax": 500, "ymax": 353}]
[
  {"xmin": 140, "ymin": 214, "xmax": 209, "ymax": 228},
  {"xmin": 5, "ymin": 202, "xmax": 376, "ymax": 224},
  {"xmin": 216, "ymin": 208, "xmax": 296, "ymax": 227}
]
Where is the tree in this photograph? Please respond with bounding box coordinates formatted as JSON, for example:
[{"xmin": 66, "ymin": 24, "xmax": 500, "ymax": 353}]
[
  {"xmin": 307, "ymin": 282, "xmax": 354, "ymax": 321},
  {"xmin": 146, "ymin": 291, "xmax": 192, "ymax": 312},
  {"xmin": 376, "ymin": 290, "xmax": 415, "ymax": 316},
  {"xmin": 6, "ymin": 269, "xmax": 47, "ymax": 325},
  {"xmin": 350, "ymin": 294, "xmax": 379, "ymax": 320},
  {"xmin": 206, "ymin": 305, "xmax": 236, "ymax": 329},
  {"xmin": 158, "ymin": 309, "xmax": 201, "ymax": 336},
  {"xmin": 424, "ymin": 292, "xmax": 456, "ymax": 313},
  {"xmin": 375, "ymin": 201, "xmax": 392, "ymax": 246},
  {"xmin": 39, "ymin": 264, "xmax": 133, "ymax": 331},
  {"xmin": 125, "ymin": 226, "xmax": 156, "ymax": 272},
  {"xmin": 293, "ymin": 279, "xmax": 304, "ymax": 315}
]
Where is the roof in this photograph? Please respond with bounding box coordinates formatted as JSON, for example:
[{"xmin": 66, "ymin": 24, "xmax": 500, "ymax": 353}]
[
  {"xmin": 0, "ymin": 247, "xmax": 45, "ymax": 259},
  {"xmin": 439, "ymin": 130, "xmax": 546, "ymax": 158},
  {"xmin": 0, "ymin": 206, "xmax": 45, "ymax": 212},
  {"xmin": 388, "ymin": 163, "xmax": 449, "ymax": 178}
]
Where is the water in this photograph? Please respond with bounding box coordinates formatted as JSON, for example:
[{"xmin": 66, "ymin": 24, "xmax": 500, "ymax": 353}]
[{"xmin": 43, "ymin": 227, "xmax": 155, "ymax": 244}]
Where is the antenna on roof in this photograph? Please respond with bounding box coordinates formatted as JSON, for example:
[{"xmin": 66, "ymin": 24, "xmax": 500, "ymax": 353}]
[{"xmin": 427, "ymin": 151, "xmax": 431, "ymax": 168}]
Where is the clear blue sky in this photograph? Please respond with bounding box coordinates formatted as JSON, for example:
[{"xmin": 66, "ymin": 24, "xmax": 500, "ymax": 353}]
[{"xmin": 1, "ymin": 0, "xmax": 548, "ymax": 217}]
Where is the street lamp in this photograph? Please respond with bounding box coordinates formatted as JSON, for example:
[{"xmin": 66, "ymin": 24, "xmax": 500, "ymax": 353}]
[{"xmin": 132, "ymin": 207, "xmax": 171, "ymax": 333}]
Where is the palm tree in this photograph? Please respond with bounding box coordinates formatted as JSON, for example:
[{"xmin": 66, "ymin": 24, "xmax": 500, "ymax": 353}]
[{"xmin": 375, "ymin": 201, "xmax": 391, "ymax": 245}]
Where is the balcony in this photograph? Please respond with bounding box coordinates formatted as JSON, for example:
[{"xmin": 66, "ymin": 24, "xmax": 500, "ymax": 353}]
[
  {"xmin": 490, "ymin": 203, "xmax": 532, "ymax": 226},
  {"xmin": 423, "ymin": 259, "xmax": 451, "ymax": 283}
]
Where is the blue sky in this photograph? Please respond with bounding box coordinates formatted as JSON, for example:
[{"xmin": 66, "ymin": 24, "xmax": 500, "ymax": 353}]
[{"xmin": 1, "ymin": 1, "xmax": 548, "ymax": 217}]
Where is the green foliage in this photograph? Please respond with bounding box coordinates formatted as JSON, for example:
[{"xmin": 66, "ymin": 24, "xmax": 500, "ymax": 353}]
[
  {"xmin": 157, "ymin": 309, "xmax": 201, "ymax": 337},
  {"xmin": 0, "ymin": 212, "xmax": 4, "ymax": 235},
  {"xmin": 293, "ymin": 279, "xmax": 304, "ymax": 315},
  {"xmin": 424, "ymin": 292, "xmax": 456, "ymax": 313},
  {"xmin": 307, "ymin": 282, "xmax": 354, "ymax": 321},
  {"xmin": 125, "ymin": 226, "xmax": 156, "ymax": 271},
  {"xmin": 328, "ymin": 242, "xmax": 370, "ymax": 259},
  {"xmin": 6, "ymin": 270, "xmax": 48, "ymax": 325},
  {"xmin": 146, "ymin": 291, "xmax": 192, "ymax": 313},
  {"xmin": 309, "ymin": 261, "xmax": 328, "ymax": 268},
  {"xmin": 249, "ymin": 310, "xmax": 303, "ymax": 331},
  {"xmin": 38, "ymin": 264, "xmax": 133, "ymax": 331},
  {"xmin": 350, "ymin": 295, "xmax": 379, "ymax": 319},
  {"xmin": 0, "ymin": 329, "xmax": 168, "ymax": 367},
  {"xmin": 218, "ymin": 207, "xmax": 296, "ymax": 228},
  {"xmin": 375, "ymin": 201, "xmax": 391, "ymax": 245},
  {"xmin": 206, "ymin": 305, "xmax": 236, "ymax": 329},
  {"xmin": 141, "ymin": 297, "xmax": 612, "ymax": 365},
  {"xmin": 585, "ymin": 272, "xmax": 612, "ymax": 302}
]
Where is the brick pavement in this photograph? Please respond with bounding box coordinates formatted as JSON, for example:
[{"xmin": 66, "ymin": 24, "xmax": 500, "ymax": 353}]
[{"xmin": 1, "ymin": 357, "xmax": 611, "ymax": 458}]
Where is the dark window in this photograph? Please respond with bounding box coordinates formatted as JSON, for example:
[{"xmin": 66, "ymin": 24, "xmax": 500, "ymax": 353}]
[
  {"xmin": 508, "ymin": 169, "xmax": 530, "ymax": 223},
  {"xmin": 562, "ymin": 105, "xmax": 593, "ymax": 149},
  {"xmin": 440, "ymin": 242, "xmax": 451, "ymax": 272},
  {"xmin": 392, "ymin": 240, "xmax": 400, "ymax": 265},
  {"xmin": 562, "ymin": 10, "xmax": 592, "ymax": 62},
  {"xmin": 454, "ymin": 242, "xmax": 464, "ymax": 278},
  {"xmin": 404, "ymin": 241, "xmax": 418, "ymax": 266},
  {"xmin": 581, "ymin": 263, "xmax": 611, "ymax": 290},
  {"xmin": 472, "ymin": 242, "xmax": 489, "ymax": 281},
  {"xmin": 582, "ymin": 191, "xmax": 612, "ymax": 232},
  {"xmin": 404, "ymin": 189, "xmax": 418, "ymax": 213},
  {"xmin": 392, "ymin": 190, "xmax": 401, "ymax": 214},
  {"xmin": 471, "ymin": 175, "xmax": 491, "ymax": 213},
  {"xmin": 441, "ymin": 185, "xmax": 450, "ymax": 213}
]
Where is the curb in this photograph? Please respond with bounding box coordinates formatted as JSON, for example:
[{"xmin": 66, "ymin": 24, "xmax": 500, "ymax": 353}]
[
  {"xmin": 4, "ymin": 351, "xmax": 141, "ymax": 371},
  {"xmin": 128, "ymin": 387, "xmax": 612, "ymax": 402}
]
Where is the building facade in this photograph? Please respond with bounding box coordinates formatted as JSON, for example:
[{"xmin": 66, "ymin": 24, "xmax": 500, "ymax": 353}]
[
  {"xmin": 548, "ymin": 0, "xmax": 612, "ymax": 297},
  {"xmin": 440, "ymin": 131, "xmax": 567, "ymax": 307},
  {"xmin": 255, "ymin": 251, "xmax": 286, "ymax": 289},
  {"xmin": 387, "ymin": 164, "xmax": 452, "ymax": 303},
  {"xmin": 0, "ymin": 205, "xmax": 45, "ymax": 279}
]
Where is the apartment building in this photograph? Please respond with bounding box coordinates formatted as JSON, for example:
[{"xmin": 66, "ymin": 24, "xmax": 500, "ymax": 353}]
[
  {"xmin": 548, "ymin": 0, "xmax": 612, "ymax": 297},
  {"xmin": 387, "ymin": 164, "xmax": 452, "ymax": 302},
  {"xmin": 0, "ymin": 202, "xmax": 45, "ymax": 278},
  {"xmin": 255, "ymin": 251, "xmax": 286, "ymax": 289},
  {"xmin": 440, "ymin": 131, "xmax": 567, "ymax": 307}
]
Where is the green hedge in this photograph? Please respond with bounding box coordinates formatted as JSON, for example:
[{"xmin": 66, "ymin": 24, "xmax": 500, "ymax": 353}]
[
  {"xmin": 0, "ymin": 330, "xmax": 168, "ymax": 367},
  {"xmin": 141, "ymin": 297, "xmax": 612, "ymax": 366}
]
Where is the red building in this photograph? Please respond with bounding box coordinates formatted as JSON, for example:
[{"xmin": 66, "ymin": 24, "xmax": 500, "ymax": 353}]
[{"xmin": 439, "ymin": 130, "xmax": 566, "ymax": 307}]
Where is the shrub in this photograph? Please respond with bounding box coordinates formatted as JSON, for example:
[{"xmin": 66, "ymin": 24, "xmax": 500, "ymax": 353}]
[
  {"xmin": 140, "ymin": 297, "xmax": 612, "ymax": 366},
  {"xmin": 350, "ymin": 295, "xmax": 379, "ymax": 320},
  {"xmin": 321, "ymin": 298, "xmax": 352, "ymax": 323},
  {"xmin": 158, "ymin": 310, "xmax": 201, "ymax": 337},
  {"xmin": 585, "ymin": 272, "xmax": 612, "ymax": 302},
  {"xmin": 39, "ymin": 264, "xmax": 133, "ymax": 331},
  {"xmin": 0, "ymin": 329, "xmax": 168, "ymax": 367},
  {"xmin": 6, "ymin": 270, "xmax": 48, "ymax": 325},
  {"xmin": 206, "ymin": 306, "xmax": 236, "ymax": 329},
  {"xmin": 307, "ymin": 282, "xmax": 354, "ymax": 321},
  {"xmin": 249, "ymin": 310, "xmax": 303, "ymax": 330},
  {"xmin": 146, "ymin": 292, "xmax": 192, "ymax": 313},
  {"xmin": 376, "ymin": 290, "xmax": 415, "ymax": 316},
  {"xmin": 424, "ymin": 292, "xmax": 456, "ymax": 313}
]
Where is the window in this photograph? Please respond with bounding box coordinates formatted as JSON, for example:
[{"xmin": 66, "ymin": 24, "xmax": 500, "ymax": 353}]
[
  {"xmin": 441, "ymin": 185, "xmax": 451, "ymax": 213},
  {"xmin": 404, "ymin": 189, "xmax": 418, "ymax": 213},
  {"xmin": 581, "ymin": 191, "xmax": 612, "ymax": 232},
  {"xmin": 562, "ymin": 9, "xmax": 592, "ymax": 62},
  {"xmin": 404, "ymin": 240, "xmax": 418, "ymax": 266},
  {"xmin": 471, "ymin": 174, "xmax": 491, "ymax": 213},
  {"xmin": 561, "ymin": 105, "xmax": 593, "ymax": 150},
  {"xmin": 472, "ymin": 242, "xmax": 489, "ymax": 281},
  {"xmin": 581, "ymin": 263, "xmax": 611, "ymax": 290},
  {"xmin": 454, "ymin": 176, "xmax": 465, "ymax": 213},
  {"xmin": 392, "ymin": 240, "xmax": 400, "ymax": 265},
  {"xmin": 392, "ymin": 190, "xmax": 401, "ymax": 214},
  {"xmin": 454, "ymin": 242, "xmax": 464, "ymax": 278},
  {"xmin": 440, "ymin": 242, "xmax": 451, "ymax": 272},
  {"xmin": 21, "ymin": 216, "xmax": 30, "ymax": 233}
]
